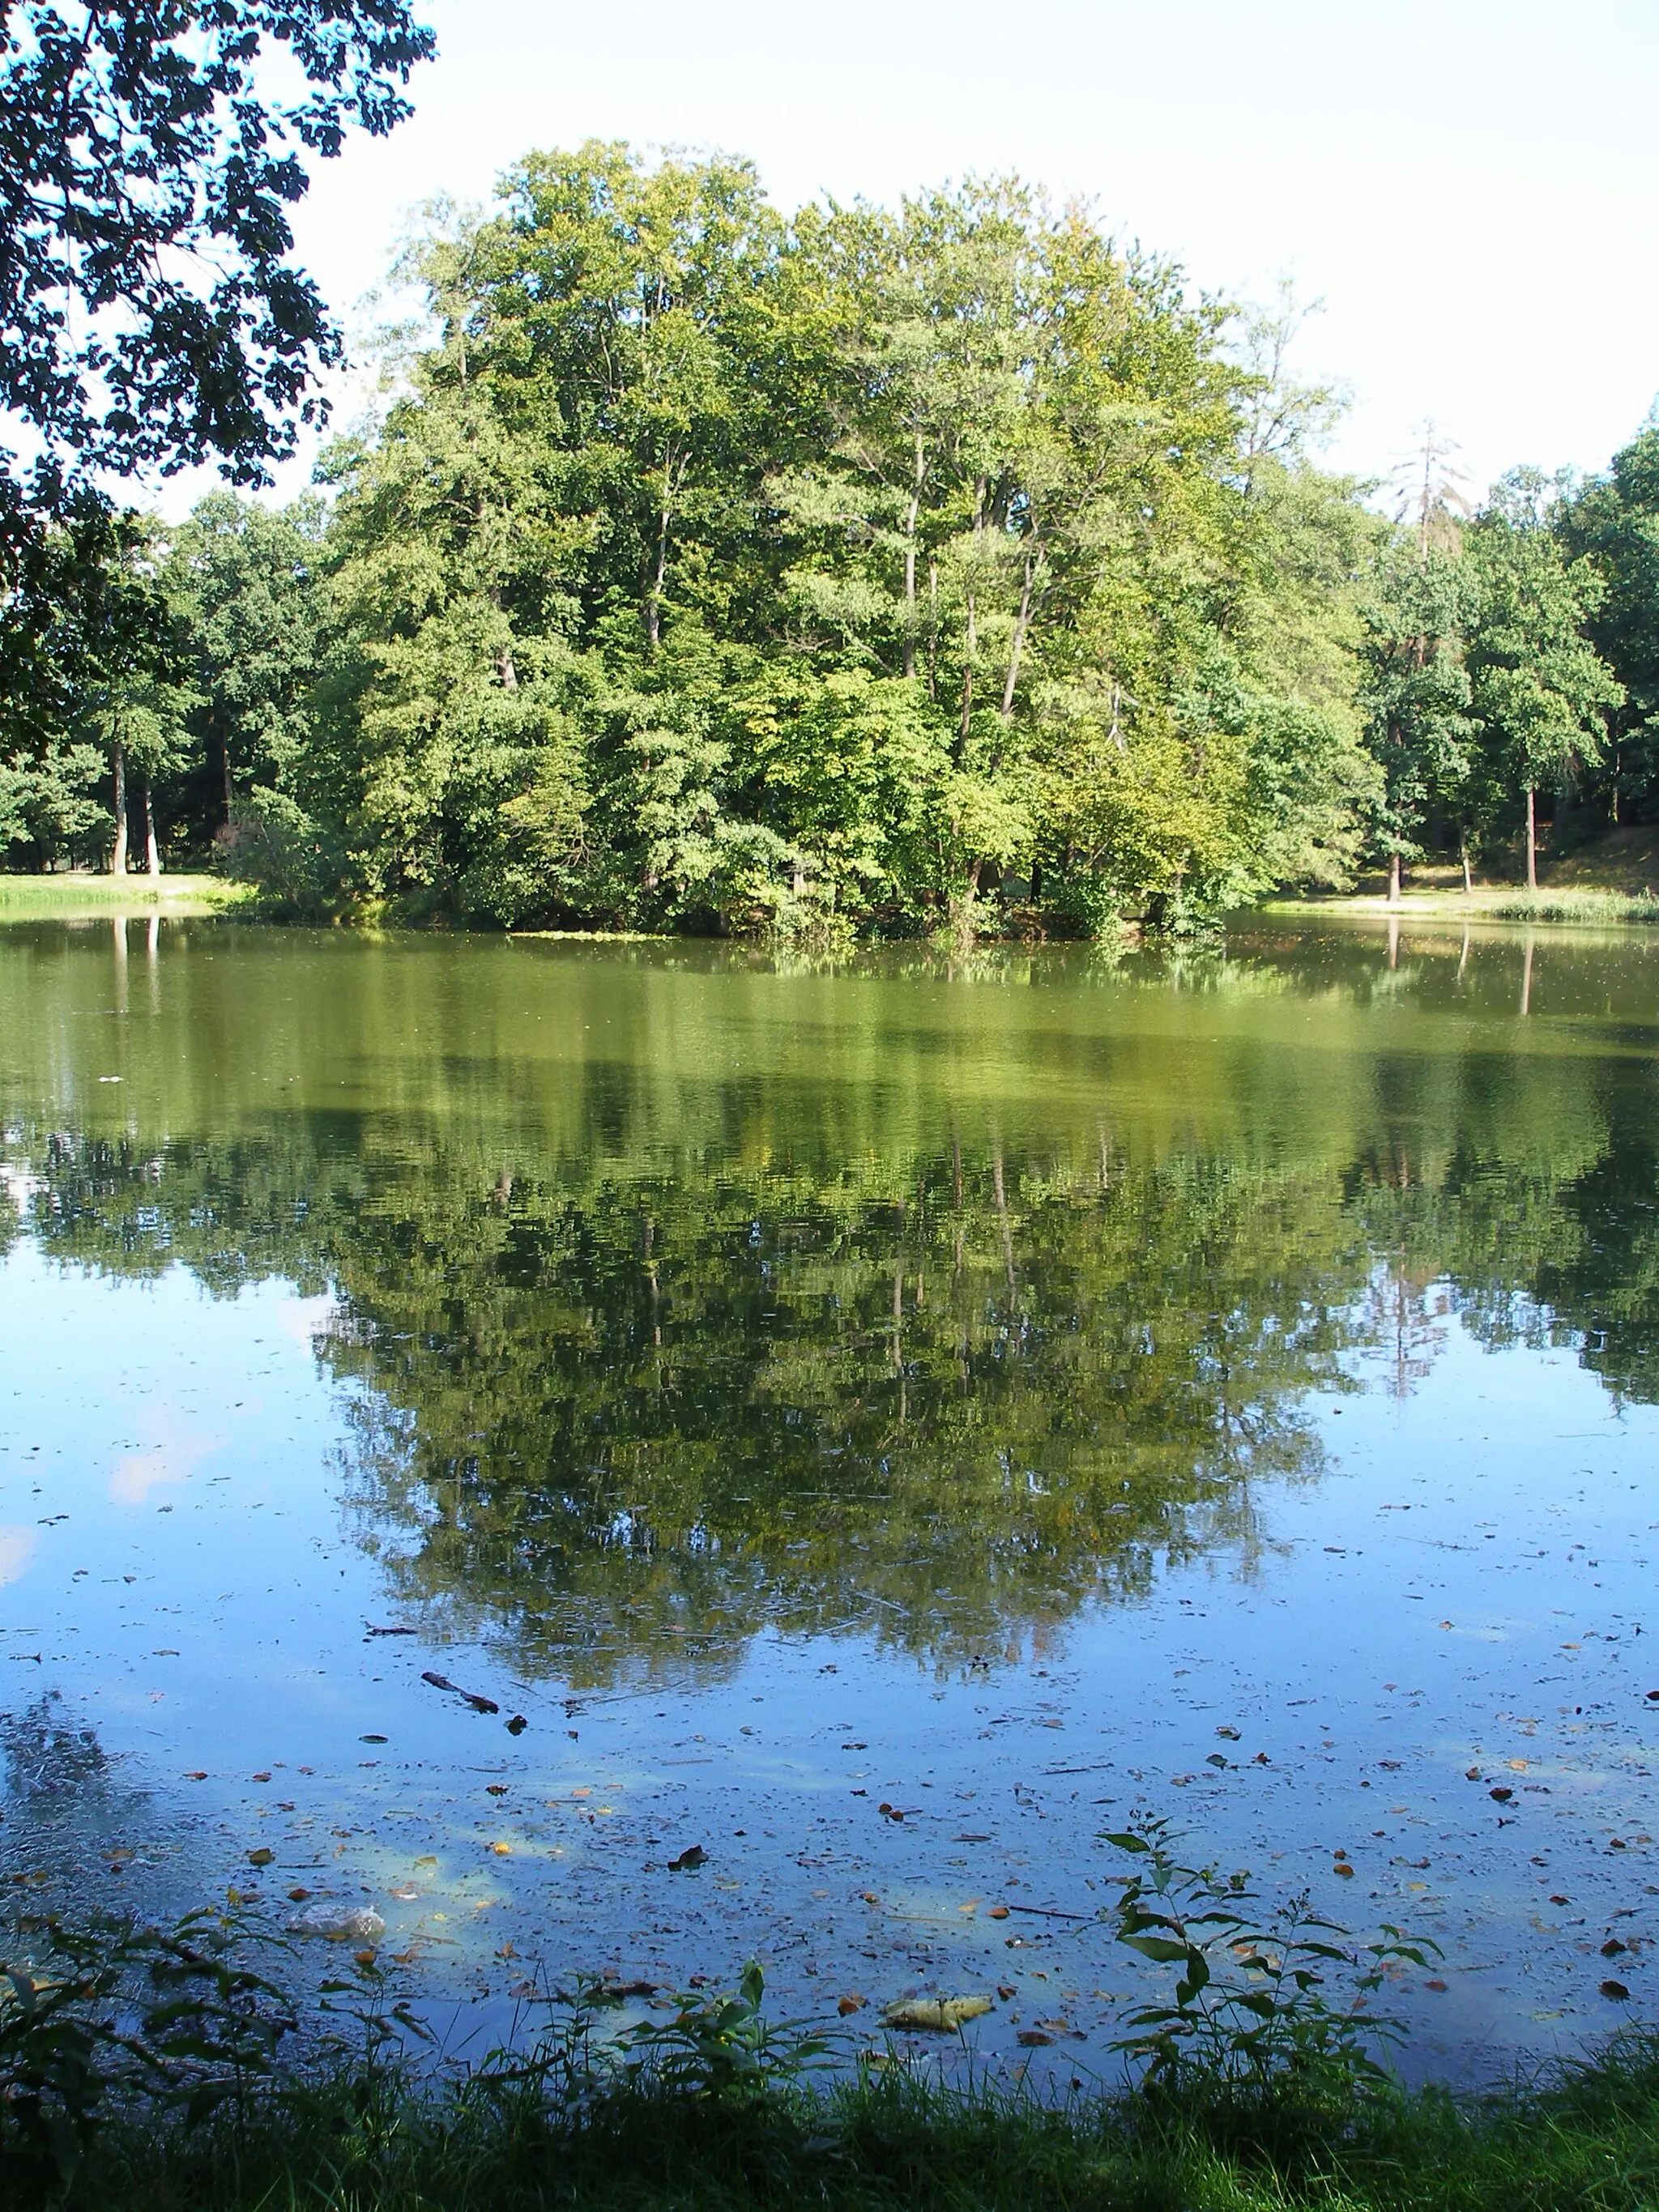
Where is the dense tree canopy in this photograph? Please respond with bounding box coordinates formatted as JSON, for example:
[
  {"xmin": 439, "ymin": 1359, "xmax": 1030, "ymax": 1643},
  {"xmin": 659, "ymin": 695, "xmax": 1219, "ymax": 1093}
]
[{"xmin": 3, "ymin": 138, "xmax": 1652, "ymax": 924}]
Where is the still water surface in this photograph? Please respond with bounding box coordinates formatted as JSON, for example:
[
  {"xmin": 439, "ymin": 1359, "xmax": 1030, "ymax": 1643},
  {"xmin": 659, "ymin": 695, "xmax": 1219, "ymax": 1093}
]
[{"xmin": 2, "ymin": 915, "xmax": 1658, "ymax": 2081}]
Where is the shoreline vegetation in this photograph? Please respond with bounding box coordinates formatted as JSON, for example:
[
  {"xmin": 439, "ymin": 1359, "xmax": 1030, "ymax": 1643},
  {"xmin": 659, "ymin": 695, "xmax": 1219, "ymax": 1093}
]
[
  {"xmin": 3, "ymin": 1928, "xmax": 1656, "ymax": 2212},
  {"xmin": 6, "ymin": 1832, "xmax": 1657, "ymax": 2208},
  {"xmin": 5, "ymin": 866, "xmax": 1659, "ymax": 936},
  {"xmin": 26, "ymin": 2035, "xmax": 1659, "ymax": 2212}
]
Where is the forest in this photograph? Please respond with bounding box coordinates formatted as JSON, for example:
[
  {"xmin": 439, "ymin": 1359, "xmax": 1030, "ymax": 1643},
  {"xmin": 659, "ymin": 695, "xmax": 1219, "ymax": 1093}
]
[{"xmin": 2, "ymin": 141, "xmax": 1657, "ymax": 936}]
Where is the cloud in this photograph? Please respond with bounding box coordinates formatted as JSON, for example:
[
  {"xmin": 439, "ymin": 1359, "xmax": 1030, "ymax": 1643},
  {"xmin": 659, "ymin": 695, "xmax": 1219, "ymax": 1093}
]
[
  {"xmin": 109, "ymin": 1422, "xmax": 224, "ymax": 1507},
  {"xmin": 0, "ymin": 1525, "xmax": 36, "ymax": 1587}
]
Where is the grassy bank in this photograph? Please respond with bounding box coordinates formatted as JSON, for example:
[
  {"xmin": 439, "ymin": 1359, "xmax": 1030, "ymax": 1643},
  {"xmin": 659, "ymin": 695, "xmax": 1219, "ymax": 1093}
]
[
  {"xmin": 0, "ymin": 872, "xmax": 245, "ymax": 919},
  {"xmin": 25, "ymin": 2033, "xmax": 1659, "ymax": 2212},
  {"xmin": 1263, "ymin": 884, "xmax": 1659, "ymax": 927},
  {"xmin": 5, "ymin": 1848, "xmax": 1657, "ymax": 2207}
]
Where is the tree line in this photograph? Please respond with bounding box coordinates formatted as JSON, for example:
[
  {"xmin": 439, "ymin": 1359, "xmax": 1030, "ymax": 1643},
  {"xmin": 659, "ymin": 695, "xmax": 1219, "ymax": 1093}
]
[{"xmin": 3, "ymin": 142, "xmax": 1656, "ymax": 934}]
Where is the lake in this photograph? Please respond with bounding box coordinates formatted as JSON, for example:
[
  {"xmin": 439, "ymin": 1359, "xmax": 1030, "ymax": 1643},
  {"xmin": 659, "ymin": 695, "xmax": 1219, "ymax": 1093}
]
[{"xmin": 2, "ymin": 912, "xmax": 1657, "ymax": 2083}]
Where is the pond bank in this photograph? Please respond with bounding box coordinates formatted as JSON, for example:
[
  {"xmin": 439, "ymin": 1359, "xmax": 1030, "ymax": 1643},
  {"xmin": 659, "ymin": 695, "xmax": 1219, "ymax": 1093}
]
[
  {"xmin": 0, "ymin": 872, "xmax": 245, "ymax": 919},
  {"xmin": 30, "ymin": 2030, "xmax": 1659, "ymax": 2211}
]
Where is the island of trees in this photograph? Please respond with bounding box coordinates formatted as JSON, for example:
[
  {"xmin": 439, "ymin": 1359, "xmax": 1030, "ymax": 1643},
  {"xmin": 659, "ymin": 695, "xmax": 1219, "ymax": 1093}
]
[{"xmin": 5, "ymin": 141, "xmax": 1657, "ymax": 936}]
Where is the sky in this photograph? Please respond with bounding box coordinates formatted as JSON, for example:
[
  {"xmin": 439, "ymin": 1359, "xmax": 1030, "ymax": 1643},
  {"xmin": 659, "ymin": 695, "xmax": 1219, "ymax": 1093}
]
[{"xmin": 241, "ymin": 0, "xmax": 1659, "ymax": 513}]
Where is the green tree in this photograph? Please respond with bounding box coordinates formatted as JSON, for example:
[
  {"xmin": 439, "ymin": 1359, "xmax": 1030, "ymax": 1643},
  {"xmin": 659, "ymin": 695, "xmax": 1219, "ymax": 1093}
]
[
  {"xmin": 164, "ymin": 494, "xmax": 326, "ymax": 847},
  {"xmin": 1558, "ymin": 418, "xmax": 1659, "ymax": 823},
  {"xmin": 1465, "ymin": 471, "xmax": 1623, "ymax": 888},
  {"xmin": 182, "ymin": 144, "xmax": 1384, "ymax": 936},
  {"xmin": 1358, "ymin": 540, "xmax": 1481, "ymax": 898},
  {"xmin": 0, "ymin": 0, "xmax": 433, "ymax": 718}
]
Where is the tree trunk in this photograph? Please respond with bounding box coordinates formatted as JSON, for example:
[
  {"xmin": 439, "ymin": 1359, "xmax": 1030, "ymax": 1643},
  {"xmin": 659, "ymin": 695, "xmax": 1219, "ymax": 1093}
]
[
  {"xmin": 142, "ymin": 777, "xmax": 160, "ymax": 876},
  {"xmin": 1387, "ymin": 850, "xmax": 1401, "ymax": 905},
  {"xmin": 957, "ymin": 478, "xmax": 986, "ymax": 759},
  {"xmin": 1525, "ymin": 786, "xmax": 1537, "ymax": 889},
  {"xmin": 1000, "ymin": 552, "xmax": 1034, "ymax": 722},
  {"xmin": 111, "ymin": 739, "xmax": 128, "ymax": 876},
  {"xmin": 957, "ymin": 586, "xmax": 975, "ymax": 756},
  {"xmin": 902, "ymin": 434, "xmax": 923, "ymax": 680},
  {"xmin": 645, "ymin": 448, "xmax": 684, "ymax": 655},
  {"xmin": 222, "ymin": 732, "xmax": 234, "ymax": 827},
  {"xmin": 1461, "ymin": 841, "xmax": 1473, "ymax": 897}
]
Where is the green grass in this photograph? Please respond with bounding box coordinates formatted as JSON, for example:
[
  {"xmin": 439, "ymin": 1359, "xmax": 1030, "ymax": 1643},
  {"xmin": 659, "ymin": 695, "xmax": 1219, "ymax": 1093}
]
[
  {"xmin": 1478, "ymin": 888, "xmax": 1659, "ymax": 924},
  {"xmin": 1263, "ymin": 884, "xmax": 1659, "ymax": 928},
  {"xmin": 23, "ymin": 2032, "xmax": 1657, "ymax": 2212},
  {"xmin": 0, "ymin": 872, "xmax": 245, "ymax": 918}
]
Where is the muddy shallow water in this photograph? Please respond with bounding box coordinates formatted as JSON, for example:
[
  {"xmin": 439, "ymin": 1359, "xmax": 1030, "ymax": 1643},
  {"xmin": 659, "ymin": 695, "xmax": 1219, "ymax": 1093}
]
[{"xmin": 2, "ymin": 914, "xmax": 1657, "ymax": 2085}]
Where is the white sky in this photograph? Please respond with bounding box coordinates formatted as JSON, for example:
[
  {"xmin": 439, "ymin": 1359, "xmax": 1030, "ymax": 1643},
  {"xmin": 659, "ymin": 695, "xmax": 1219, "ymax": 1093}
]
[{"xmin": 227, "ymin": 0, "xmax": 1659, "ymax": 513}]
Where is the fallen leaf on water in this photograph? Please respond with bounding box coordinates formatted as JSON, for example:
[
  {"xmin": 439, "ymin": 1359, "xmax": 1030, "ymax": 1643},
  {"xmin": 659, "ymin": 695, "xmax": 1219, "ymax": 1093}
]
[
  {"xmin": 837, "ymin": 1993, "xmax": 865, "ymax": 2016},
  {"xmin": 1424, "ymin": 1980, "xmax": 1448, "ymax": 1993},
  {"xmin": 1601, "ymin": 1980, "xmax": 1631, "ymax": 2001},
  {"xmin": 987, "ymin": 1904, "xmax": 1010, "ymax": 1920},
  {"xmin": 883, "ymin": 1995, "xmax": 993, "ymax": 2032},
  {"xmin": 1017, "ymin": 2029, "xmax": 1053, "ymax": 2047},
  {"xmin": 353, "ymin": 1948, "xmax": 377, "ymax": 1967},
  {"xmin": 997, "ymin": 1984, "xmax": 1017, "ymax": 2000},
  {"xmin": 488, "ymin": 1842, "xmax": 511, "ymax": 1856},
  {"xmin": 247, "ymin": 1848, "xmax": 274, "ymax": 1867},
  {"xmin": 1334, "ymin": 1863, "xmax": 1355, "ymax": 1878},
  {"xmin": 287, "ymin": 1886, "xmax": 310, "ymax": 1902},
  {"xmin": 667, "ymin": 1845, "xmax": 706, "ymax": 1872},
  {"xmin": 1490, "ymin": 1787, "xmax": 1513, "ymax": 1802},
  {"xmin": 185, "ymin": 1771, "xmax": 207, "ymax": 1780},
  {"xmin": 860, "ymin": 1891, "xmax": 879, "ymax": 1905}
]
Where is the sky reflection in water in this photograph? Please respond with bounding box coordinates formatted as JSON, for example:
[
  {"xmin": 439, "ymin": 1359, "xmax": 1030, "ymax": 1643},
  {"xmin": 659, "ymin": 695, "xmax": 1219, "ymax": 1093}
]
[{"xmin": 2, "ymin": 914, "xmax": 1658, "ymax": 2083}]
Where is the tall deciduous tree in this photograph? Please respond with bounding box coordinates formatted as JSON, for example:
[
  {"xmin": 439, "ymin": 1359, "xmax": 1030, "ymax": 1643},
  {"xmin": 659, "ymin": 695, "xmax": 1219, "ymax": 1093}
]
[
  {"xmin": 1558, "ymin": 420, "xmax": 1659, "ymax": 823},
  {"xmin": 1358, "ymin": 542, "xmax": 1480, "ymax": 899},
  {"xmin": 1465, "ymin": 472, "xmax": 1622, "ymax": 889}
]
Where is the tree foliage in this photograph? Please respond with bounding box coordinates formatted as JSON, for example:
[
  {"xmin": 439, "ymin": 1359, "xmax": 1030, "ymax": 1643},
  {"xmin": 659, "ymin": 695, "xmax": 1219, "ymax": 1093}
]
[
  {"xmin": 186, "ymin": 147, "xmax": 1384, "ymax": 932},
  {"xmin": 5, "ymin": 133, "xmax": 1649, "ymax": 909}
]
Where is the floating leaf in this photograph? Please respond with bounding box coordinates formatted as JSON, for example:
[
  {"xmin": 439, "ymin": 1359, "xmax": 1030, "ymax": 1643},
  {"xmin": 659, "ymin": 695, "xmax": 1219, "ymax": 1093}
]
[{"xmin": 883, "ymin": 1994, "xmax": 993, "ymax": 2032}]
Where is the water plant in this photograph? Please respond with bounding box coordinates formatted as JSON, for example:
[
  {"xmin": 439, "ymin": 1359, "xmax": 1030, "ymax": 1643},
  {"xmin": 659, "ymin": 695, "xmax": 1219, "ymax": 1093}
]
[{"xmin": 1102, "ymin": 1816, "xmax": 1439, "ymax": 2103}]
